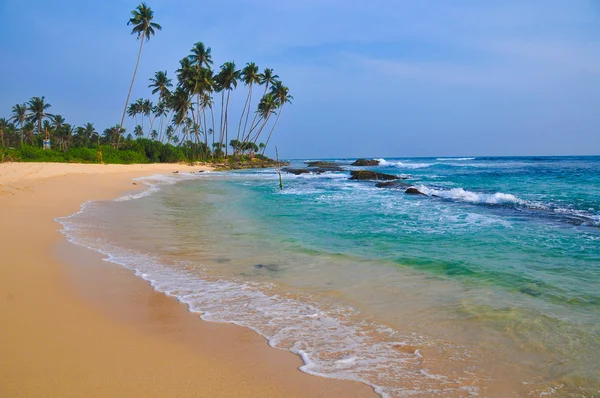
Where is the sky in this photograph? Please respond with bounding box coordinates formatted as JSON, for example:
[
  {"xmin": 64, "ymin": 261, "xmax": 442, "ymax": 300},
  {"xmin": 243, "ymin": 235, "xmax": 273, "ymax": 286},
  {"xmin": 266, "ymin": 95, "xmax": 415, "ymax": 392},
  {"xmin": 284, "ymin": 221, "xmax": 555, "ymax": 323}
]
[{"xmin": 1, "ymin": 0, "xmax": 599, "ymax": 158}]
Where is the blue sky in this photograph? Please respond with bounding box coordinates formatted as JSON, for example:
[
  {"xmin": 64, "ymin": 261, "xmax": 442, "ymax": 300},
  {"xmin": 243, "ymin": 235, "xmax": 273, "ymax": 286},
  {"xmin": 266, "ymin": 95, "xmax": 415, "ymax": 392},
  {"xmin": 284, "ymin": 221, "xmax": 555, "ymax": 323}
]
[{"xmin": 1, "ymin": 0, "xmax": 599, "ymax": 157}]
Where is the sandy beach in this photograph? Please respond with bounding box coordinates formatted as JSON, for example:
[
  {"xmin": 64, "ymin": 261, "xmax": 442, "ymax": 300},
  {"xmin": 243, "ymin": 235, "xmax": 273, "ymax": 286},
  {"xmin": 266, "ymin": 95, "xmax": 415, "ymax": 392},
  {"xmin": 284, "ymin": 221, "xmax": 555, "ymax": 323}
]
[{"xmin": 0, "ymin": 162, "xmax": 375, "ymax": 397}]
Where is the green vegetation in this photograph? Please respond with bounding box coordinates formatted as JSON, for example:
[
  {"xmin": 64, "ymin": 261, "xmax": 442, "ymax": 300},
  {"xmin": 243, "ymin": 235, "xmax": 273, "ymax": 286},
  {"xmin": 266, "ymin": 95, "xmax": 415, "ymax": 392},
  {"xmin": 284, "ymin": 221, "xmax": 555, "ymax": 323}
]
[{"xmin": 1, "ymin": 2, "xmax": 291, "ymax": 166}]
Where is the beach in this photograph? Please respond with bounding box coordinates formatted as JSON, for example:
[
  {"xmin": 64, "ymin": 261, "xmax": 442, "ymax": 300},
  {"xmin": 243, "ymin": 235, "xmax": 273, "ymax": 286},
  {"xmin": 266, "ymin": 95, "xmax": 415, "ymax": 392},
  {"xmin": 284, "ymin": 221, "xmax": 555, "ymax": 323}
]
[{"xmin": 0, "ymin": 162, "xmax": 375, "ymax": 397}]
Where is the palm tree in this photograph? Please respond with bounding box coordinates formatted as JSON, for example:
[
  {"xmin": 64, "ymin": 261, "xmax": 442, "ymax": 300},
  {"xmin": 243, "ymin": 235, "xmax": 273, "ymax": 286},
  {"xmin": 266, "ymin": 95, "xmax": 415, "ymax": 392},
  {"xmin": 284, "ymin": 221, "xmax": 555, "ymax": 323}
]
[
  {"xmin": 10, "ymin": 103, "xmax": 27, "ymax": 146},
  {"xmin": 259, "ymin": 68, "xmax": 279, "ymax": 99},
  {"xmin": 0, "ymin": 118, "xmax": 8, "ymax": 147},
  {"xmin": 215, "ymin": 61, "xmax": 241, "ymax": 158},
  {"xmin": 165, "ymin": 125, "xmax": 174, "ymax": 144},
  {"xmin": 134, "ymin": 124, "xmax": 144, "ymax": 138},
  {"xmin": 27, "ymin": 96, "xmax": 52, "ymax": 137},
  {"xmin": 188, "ymin": 42, "xmax": 213, "ymax": 69},
  {"xmin": 249, "ymin": 93, "xmax": 277, "ymax": 144},
  {"xmin": 176, "ymin": 57, "xmax": 195, "ymax": 91},
  {"xmin": 119, "ymin": 2, "xmax": 162, "ymax": 131},
  {"xmin": 148, "ymin": 71, "xmax": 172, "ymax": 102},
  {"xmin": 247, "ymin": 68, "xmax": 278, "ymax": 141},
  {"xmin": 22, "ymin": 121, "xmax": 35, "ymax": 145},
  {"xmin": 237, "ymin": 62, "xmax": 260, "ymax": 144},
  {"xmin": 262, "ymin": 82, "xmax": 292, "ymax": 154},
  {"xmin": 142, "ymin": 99, "xmax": 153, "ymax": 135},
  {"xmin": 105, "ymin": 125, "xmax": 124, "ymax": 148},
  {"xmin": 81, "ymin": 122, "xmax": 97, "ymax": 146},
  {"xmin": 127, "ymin": 101, "xmax": 141, "ymax": 126}
]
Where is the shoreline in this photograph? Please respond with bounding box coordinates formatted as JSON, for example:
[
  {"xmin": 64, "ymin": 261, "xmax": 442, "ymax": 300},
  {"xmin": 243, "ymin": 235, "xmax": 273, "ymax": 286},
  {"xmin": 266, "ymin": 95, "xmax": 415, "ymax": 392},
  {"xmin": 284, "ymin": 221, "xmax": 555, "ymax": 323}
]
[{"xmin": 0, "ymin": 162, "xmax": 375, "ymax": 397}]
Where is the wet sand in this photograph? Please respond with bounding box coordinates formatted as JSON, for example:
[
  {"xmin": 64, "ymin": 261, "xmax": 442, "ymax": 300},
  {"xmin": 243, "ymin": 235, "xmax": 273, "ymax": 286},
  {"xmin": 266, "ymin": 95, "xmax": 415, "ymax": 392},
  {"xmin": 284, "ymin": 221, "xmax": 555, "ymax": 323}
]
[{"xmin": 0, "ymin": 162, "xmax": 375, "ymax": 397}]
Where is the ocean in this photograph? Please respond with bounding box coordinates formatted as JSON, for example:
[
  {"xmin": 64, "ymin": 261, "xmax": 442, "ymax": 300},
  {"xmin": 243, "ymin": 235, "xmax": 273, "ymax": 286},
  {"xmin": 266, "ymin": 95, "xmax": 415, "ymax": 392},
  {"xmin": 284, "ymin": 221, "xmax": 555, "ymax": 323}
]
[{"xmin": 58, "ymin": 156, "xmax": 600, "ymax": 397}]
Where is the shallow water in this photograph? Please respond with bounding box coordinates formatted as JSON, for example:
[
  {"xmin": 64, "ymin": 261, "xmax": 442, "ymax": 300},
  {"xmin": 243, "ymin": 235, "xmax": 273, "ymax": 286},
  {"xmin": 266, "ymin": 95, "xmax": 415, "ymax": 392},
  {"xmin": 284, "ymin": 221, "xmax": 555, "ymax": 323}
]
[{"xmin": 59, "ymin": 156, "xmax": 600, "ymax": 397}]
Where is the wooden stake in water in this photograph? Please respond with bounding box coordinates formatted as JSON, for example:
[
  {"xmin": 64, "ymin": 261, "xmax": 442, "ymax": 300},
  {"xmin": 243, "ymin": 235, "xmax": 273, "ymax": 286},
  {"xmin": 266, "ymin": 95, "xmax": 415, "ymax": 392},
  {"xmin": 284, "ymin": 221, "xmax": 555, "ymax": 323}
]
[{"xmin": 275, "ymin": 146, "xmax": 283, "ymax": 191}]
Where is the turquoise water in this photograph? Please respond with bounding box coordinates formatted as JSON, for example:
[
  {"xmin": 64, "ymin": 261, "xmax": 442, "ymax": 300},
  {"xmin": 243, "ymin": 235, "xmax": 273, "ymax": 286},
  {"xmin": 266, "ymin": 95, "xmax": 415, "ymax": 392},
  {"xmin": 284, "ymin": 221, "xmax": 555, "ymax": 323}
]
[{"xmin": 60, "ymin": 156, "xmax": 600, "ymax": 397}]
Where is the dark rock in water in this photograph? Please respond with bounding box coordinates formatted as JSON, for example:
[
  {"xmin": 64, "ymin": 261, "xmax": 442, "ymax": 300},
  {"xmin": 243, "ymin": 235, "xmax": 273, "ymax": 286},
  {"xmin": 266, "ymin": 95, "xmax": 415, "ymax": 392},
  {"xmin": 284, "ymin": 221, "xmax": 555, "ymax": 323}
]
[
  {"xmin": 351, "ymin": 158, "xmax": 380, "ymax": 166},
  {"xmin": 376, "ymin": 181, "xmax": 410, "ymax": 189},
  {"xmin": 173, "ymin": 171, "xmax": 179, "ymax": 173},
  {"xmin": 349, "ymin": 170, "xmax": 399, "ymax": 181},
  {"xmin": 520, "ymin": 287, "xmax": 542, "ymax": 297},
  {"xmin": 305, "ymin": 161, "xmax": 339, "ymax": 168},
  {"xmin": 283, "ymin": 167, "xmax": 343, "ymax": 175},
  {"xmin": 405, "ymin": 187, "xmax": 427, "ymax": 195},
  {"xmin": 254, "ymin": 264, "xmax": 280, "ymax": 272}
]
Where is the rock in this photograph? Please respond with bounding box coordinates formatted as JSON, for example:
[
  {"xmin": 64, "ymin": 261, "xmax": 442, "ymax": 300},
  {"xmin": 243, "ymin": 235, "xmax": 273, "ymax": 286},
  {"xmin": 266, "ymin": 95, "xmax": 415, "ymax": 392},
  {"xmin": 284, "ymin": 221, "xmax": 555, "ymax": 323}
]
[
  {"xmin": 351, "ymin": 158, "xmax": 380, "ymax": 166},
  {"xmin": 349, "ymin": 170, "xmax": 399, "ymax": 181},
  {"xmin": 405, "ymin": 187, "xmax": 427, "ymax": 195},
  {"xmin": 305, "ymin": 161, "xmax": 339, "ymax": 168},
  {"xmin": 173, "ymin": 171, "xmax": 179, "ymax": 174},
  {"xmin": 520, "ymin": 287, "xmax": 541, "ymax": 297},
  {"xmin": 376, "ymin": 181, "xmax": 410, "ymax": 189},
  {"xmin": 254, "ymin": 264, "xmax": 280, "ymax": 272},
  {"xmin": 283, "ymin": 167, "xmax": 343, "ymax": 175}
]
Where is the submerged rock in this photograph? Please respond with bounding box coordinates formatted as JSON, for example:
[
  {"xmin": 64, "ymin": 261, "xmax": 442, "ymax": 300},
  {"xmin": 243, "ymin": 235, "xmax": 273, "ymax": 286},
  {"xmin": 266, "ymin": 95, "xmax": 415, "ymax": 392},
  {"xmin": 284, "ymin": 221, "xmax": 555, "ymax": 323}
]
[
  {"xmin": 305, "ymin": 161, "xmax": 339, "ymax": 168},
  {"xmin": 376, "ymin": 181, "xmax": 410, "ymax": 189},
  {"xmin": 405, "ymin": 187, "xmax": 427, "ymax": 195},
  {"xmin": 254, "ymin": 264, "xmax": 280, "ymax": 272},
  {"xmin": 351, "ymin": 158, "xmax": 380, "ymax": 166},
  {"xmin": 349, "ymin": 170, "xmax": 399, "ymax": 181},
  {"xmin": 520, "ymin": 287, "xmax": 542, "ymax": 297}
]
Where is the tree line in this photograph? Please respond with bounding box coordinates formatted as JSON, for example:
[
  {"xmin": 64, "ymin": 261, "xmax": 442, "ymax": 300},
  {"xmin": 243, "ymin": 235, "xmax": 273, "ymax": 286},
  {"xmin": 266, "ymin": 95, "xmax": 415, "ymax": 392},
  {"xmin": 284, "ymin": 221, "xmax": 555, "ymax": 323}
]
[{"xmin": 0, "ymin": 2, "xmax": 291, "ymax": 164}]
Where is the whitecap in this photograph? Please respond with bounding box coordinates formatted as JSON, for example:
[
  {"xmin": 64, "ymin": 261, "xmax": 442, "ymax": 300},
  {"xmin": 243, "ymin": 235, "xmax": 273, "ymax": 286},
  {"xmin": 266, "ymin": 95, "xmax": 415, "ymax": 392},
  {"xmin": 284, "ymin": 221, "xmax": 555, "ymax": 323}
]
[{"xmin": 416, "ymin": 186, "xmax": 525, "ymax": 205}]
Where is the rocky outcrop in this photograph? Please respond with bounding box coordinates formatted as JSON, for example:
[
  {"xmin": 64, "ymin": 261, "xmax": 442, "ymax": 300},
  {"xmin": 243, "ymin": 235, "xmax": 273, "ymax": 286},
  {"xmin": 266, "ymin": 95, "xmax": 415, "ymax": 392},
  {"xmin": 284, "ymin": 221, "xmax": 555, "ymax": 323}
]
[
  {"xmin": 283, "ymin": 166, "xmax": 343, "ymax": 175},
  {"xmin": 349, "ymin": 170, "xmax": 399, "ymax": 181},
  {"xmin": 305, "ymin": 161, "xmax": 340, "ymax": 168},
  {"xmin": 351, "ymin": 159, "xmax": 380, "ymax": 166},
  {"xmin": 405, "ymin": 187, "xmax": 427, "ymax": 195}
]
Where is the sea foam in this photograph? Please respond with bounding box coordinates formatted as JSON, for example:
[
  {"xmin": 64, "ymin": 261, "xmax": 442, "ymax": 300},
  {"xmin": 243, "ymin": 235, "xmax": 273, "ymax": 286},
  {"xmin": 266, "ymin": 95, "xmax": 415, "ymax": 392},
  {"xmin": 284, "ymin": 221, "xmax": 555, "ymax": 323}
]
[{"xmin": 416, "ymin": 186, "xmax": 525, "ymax": 205}]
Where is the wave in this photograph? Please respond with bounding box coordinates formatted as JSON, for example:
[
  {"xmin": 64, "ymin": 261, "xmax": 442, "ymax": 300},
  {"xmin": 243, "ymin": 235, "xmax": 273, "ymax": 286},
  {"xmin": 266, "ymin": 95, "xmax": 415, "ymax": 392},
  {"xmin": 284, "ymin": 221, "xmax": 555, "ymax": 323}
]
[
  {"xmin": 436, "ymin": 157, "xmax": 476, "ymax": 161},
  {"xmin": 415, "ymin": 186, "xmax": 524, "ymax": 205},
  {"xmin": 412, "ymin": 185, "xmax": 599, "ymax": 227},
  {"xmin": 376, "ymin": 159, "xmax": 434, "ymax": 169},
  {"xmin": 57, "ymin": 209, "xmax": 480, "ymax": 397},
  {"xmin": 114, "ymin": 172, "xmax": 209, "ymax": 202}
]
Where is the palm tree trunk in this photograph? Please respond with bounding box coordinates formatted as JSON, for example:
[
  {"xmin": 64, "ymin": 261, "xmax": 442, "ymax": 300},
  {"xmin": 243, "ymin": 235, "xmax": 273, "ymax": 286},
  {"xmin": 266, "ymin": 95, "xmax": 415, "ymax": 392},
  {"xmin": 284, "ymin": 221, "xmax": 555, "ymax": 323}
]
[
  {"xmin": 119, "ymin": 38, "xmax": 145, "ymax": 144},
  {"xmin": 236, "ymin": 85, "xmax": 252, "ymax": 143},
  {"xmin": 210, "ymin": 106, "xmax": 216, "ymax": 160},
  {"xmin": 224, "ymin": 90, "xmax": 231, "ymax": 158},
  {"xmin": 218, "ymin": 92, "xmax": 225, "ymax": 159}
]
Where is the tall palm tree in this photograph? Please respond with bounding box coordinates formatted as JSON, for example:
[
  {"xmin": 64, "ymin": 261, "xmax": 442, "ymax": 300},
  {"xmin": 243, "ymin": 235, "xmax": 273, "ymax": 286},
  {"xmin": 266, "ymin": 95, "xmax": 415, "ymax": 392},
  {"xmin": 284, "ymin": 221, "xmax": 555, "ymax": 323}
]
[
  {"xmin": 249, "ymin": 93, "xmax": 277, "ymax": 144},
  {"xmin": 259, "ymin": 68, "xmax": 279, "ymax": 99},
  {"xmin": 247, "ymin": 68, "xmax": 278, "ymax": 140},
  {"xmin": 188, "ymin": 42, "xmax": 213, "ymax": 69},
  {"xmin": 27, "ymin": 96, "xmax": 52, "ymax": 137},
  {"xmin": 215, "ymin": 61, "xmax": 240, "ymax": 158},
  {"xmin": 262, "ymin": 82, "xmax": 293, "ymax": 154},
  {"xmin": 237, "ymin": 62, "xmax": 260, "ymax": 144},
  {"xmin": 148, "ymin": 70, "xmax": 172, "ymax": 102},
  {"xmin": 142, "ymin": 99, "xmax": 153, "ymax": 135},
  {"xmin": 10, "ymin": 103, "xmax": 27, "ymax": 146},
  {"xmin": 127, "ymin": 100, "xmax": 141, "ymax": 126},
  {"xmin": 119, "ymin": 3, "xmax": 162, "ymax": 131}
]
